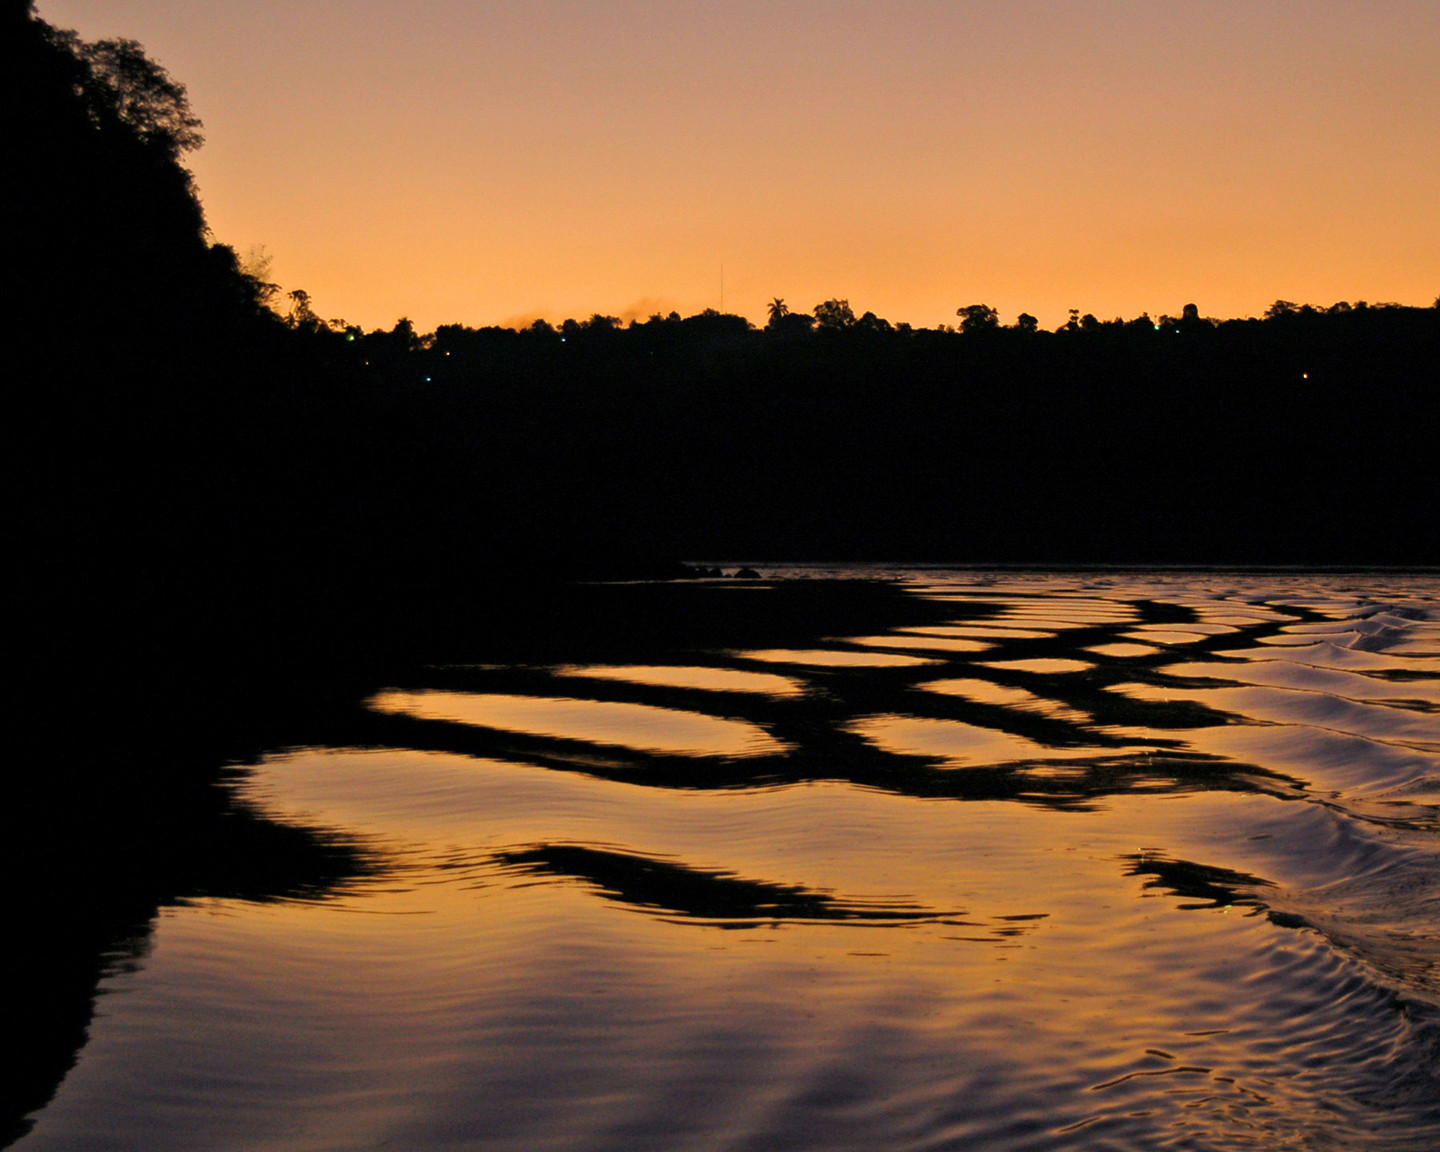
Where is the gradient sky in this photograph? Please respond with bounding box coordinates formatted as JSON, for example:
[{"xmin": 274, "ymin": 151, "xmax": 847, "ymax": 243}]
[{"xmin": 38, "ymin": 0, "xmax": 1440, "ymax": 331}]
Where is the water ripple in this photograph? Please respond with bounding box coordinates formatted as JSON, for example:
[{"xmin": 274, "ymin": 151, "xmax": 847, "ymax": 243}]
[{"xmin": 18, "ymin": 571, "xmax": 1440, "ymax": 1152}]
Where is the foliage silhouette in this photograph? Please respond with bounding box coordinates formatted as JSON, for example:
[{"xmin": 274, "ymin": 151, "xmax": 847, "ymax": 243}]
[
  {"xmin": 77, "ymin": 35, "xmax": 204, "ymax": 156},
  {"xmin": 957, "ymin": 303, "xmax": 999, "ymax": 333},
  {"xmin": 813, "ymin": 297, "xmax": 857, "ymax": 329}
]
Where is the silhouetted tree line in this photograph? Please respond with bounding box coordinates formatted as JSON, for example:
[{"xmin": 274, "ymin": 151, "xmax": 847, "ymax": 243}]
[
  {"xmin": 10, "ymin": 0, "xmax": 1439, "ymax": 730},
  {"xmin": 293, "ymin": 291, "xmax": 1438, "ymax": 567}
]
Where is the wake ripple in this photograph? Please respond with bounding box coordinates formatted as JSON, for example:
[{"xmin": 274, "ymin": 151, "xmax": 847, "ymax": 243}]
[{"xmin": 16, "ymin": 571, "xmax": 1440, "ymax": 1152}]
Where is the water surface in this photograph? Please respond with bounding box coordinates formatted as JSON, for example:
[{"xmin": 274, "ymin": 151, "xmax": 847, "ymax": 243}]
[{"xmin": 17, "ymin": 570, "xmax": 1440, "ymax": 1151}]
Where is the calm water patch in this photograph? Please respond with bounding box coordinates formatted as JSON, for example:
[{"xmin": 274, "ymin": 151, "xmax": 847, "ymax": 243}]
[
  {"xmin": 923, "ymin": 678, "xmax": 1092, "ymax": 723},
  {"xmin": 901, "ymin": 624, "xmax": 1057, "ymax": 639},
  {"xmin": 737, "ymin": 647, "xmax": 940, "ymax": 667},
  {"xmin": 845, "ymin": 634, "xmax": 995, "ymax": 653},
  {"xmin": 1086, "ymin": 642, "xmax": 1161, "ymax": 657},
  {"xmin": 556, "ymin": 664, "xmax": 806, "ymax": 697},
  {"xmin": 370, "ymin": 689, "xmax": 786, "ymax": 758},
  {"xmin": 976, "ymin": 657, "xmax": 1095, "ymax": 674}
]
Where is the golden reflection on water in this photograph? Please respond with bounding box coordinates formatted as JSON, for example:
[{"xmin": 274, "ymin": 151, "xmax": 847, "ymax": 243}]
[
  {"xmin": 999, "ymin": 619, "xmax": 1112, "ymax": 631},
  {"xmin": 845, "ymin": 634, "xmax": 994, "ymax": 653},
  {"xmin": 1087, "ymin": 642, "xmax": 1161, "ymax": 657},
  {"xmin": 233, "ymin": 750, "xmax": 1329, "ymax": 941},
  {"xmin": 556, "ymin": 664, "xmax": 805, "ymax": 696},
  {"xmin": 736, "ymin": 647, "xmax": 939, "ymax": 667},
  {"xmin": 1192, "ymin": 610, "xmax": 1288, "ymax": 626},
  {"xmin": 1120, "ymin": 628, "xmax": 1216, "ymax": 645},
  {"xmin": 1160, "ymin": 659, "xmax": 1440, "ymax": 705},
  {"xmin": 1214, "ymin": 642, "xmax": 1423, "ymax": 672},
  {"xmin": 903, "ymin": 624, "xmax": 1056, "ymax": 639},
  {"xmin": 54, "ymin": 753, "xmax": 1392, "ymax": 1151},
  {"xmin": 20, "ymin": 574, "xmax": 1440, "ymax": 1152},
  {"xmin": 925, "ymin": 678, "xmax": 1092, "ymax": 722},
  {"xmin": 848, "ymin": 714, "xmax": 1111, "ymax": 765},
  {"xmin": 369, "ymin": 690, "xmax": 785, "ymax": 757},
  {"xmin": 915, "ymin": 596, "xmax": 1138, "ymax": 630},
  {"xmin": 976, "ymin": 658, "xmax": 1094, "ymax": 674},
  {"xmin": 1104, "ymin": 681, "xmax": 1440, "ymax": 750}
]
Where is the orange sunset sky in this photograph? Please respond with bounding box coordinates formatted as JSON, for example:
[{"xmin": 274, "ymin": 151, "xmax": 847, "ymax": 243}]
[{"xmin": 38, "ymin": 0, "xmax": 1440, "ymax": 332}]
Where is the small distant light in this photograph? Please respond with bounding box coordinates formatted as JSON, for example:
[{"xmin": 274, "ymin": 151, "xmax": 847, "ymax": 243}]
[
  {"xmin": 346, "ymin": 333, "xmax": 355, "ymax": 341},
  {"xmin": 424, "ymin": 376, "xmax": 432, "ymax": 382},
  {"xmin": 1302, "ymin": 373, "xmax": 1309, "ymax": 379}
]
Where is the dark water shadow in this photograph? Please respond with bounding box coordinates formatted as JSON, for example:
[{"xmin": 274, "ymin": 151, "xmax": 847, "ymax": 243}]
[
  {"xmin": 329, "ymin": 592, "xmax": 1314, "ymax": 812},
  {"xmin": 494, "ymin": 843, "xmax": 952, "ymax": 927},
  {"xmin": 1123, "ymin": 851, "xmax": 1275, "ymax": 911},
  {"xmin": 349, "ymin": 703, "xmax": 1293, "ymax": 810},
  {"xmin": 5, "ymin": 727, "xmax": 376, "ymax": 1147}
]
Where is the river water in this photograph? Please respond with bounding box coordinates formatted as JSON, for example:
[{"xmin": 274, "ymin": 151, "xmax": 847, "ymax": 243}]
[{"xmin": 17, "ymin": 570, "xmax": 1440, "ymax": 1150}]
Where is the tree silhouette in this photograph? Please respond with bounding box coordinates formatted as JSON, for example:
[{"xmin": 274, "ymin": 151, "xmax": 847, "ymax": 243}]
[
  {"xmin": 78, "ymin": 36, "xmax": 204, "ymax": 159},
  {"xmin": 286, "ymin": 288, "xmax": 321, "ymax": 331},
  {"xmin": 766, "ymin": 298, "xmax": 789, "ymax": 328},
  {"xmin": 813, "ymin": 298, "xmax": 855, "ymax": 329},
  {"xmin": 957, "ymin": 303, "xmax": 999, "ymax": 333}
]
